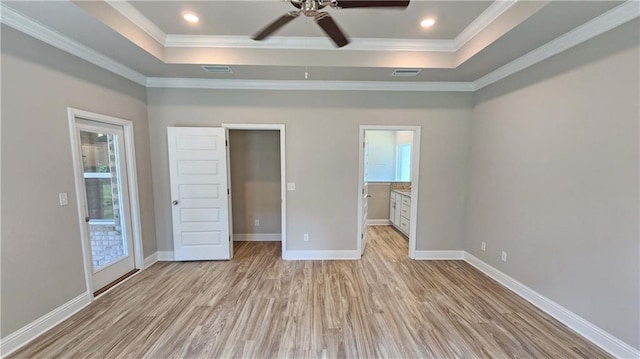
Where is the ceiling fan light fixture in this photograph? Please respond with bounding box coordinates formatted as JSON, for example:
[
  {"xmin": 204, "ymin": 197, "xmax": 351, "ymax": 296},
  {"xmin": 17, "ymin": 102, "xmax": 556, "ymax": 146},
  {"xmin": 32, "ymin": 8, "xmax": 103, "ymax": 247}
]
[
  {"xmin": 420, "ymin": 18, "xmax": 435, "ymax": 28},
  {"xmin": 183, "ymin": 12, "xmax": 199, "ymax": 23}
]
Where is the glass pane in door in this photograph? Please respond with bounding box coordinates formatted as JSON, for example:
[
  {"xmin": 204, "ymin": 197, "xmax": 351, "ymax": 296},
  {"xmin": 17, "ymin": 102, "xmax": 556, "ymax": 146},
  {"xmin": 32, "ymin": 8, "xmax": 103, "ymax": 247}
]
[{"xmin": 80, "ymin": 131, "xmax": 127, "ymax": 271}]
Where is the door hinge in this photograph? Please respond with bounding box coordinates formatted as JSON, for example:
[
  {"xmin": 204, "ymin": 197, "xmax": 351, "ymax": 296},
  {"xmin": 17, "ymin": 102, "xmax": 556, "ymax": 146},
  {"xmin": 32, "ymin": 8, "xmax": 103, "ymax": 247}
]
[
  {"xmin": 229, "ymin": 235, "xmax": 231, "ymax": 242},
  {"xmin": 227, "ymin": 188, "xmax": 230, "ymax": 195},
  {"xmin": 363, "ymin": 141, "xmax": 366, "ymax": 148},
  {"xmin": 362, "ymin": 188, "xmax": 364, "ymax": 195},
  {"xmin": 225, "ymin": 140, "xmax": 228, "ymax": 147},
  {"xmin": 361, "ymin": 233, "xmax": 364, "ymax": 239}
]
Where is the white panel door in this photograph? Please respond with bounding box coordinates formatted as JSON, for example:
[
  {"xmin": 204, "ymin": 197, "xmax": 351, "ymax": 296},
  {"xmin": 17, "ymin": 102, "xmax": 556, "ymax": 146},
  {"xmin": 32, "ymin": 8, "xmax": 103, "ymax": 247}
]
[
  {"xmin": 168, "ymin": 127, "xmax": 231, "ymax": 260},
  {"xmin": 362, "ymin": 182, "xmax": 370, "ymax": 255},
  {"xmin": 361, "ymin": 134, "xmax": 370, "ymax": 255}
]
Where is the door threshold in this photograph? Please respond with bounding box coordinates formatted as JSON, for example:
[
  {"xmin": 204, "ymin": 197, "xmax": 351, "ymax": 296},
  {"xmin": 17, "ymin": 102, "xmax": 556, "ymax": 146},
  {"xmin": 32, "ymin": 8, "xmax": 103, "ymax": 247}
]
[{"xmin": 93, "ymin": 269, "xmax": 139, "ymax": 297}]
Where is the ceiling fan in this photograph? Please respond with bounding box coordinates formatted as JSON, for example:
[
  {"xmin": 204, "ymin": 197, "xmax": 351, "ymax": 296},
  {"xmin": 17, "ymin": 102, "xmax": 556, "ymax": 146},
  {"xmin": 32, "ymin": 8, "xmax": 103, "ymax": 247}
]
[{"xmin": 253, "ymin": 0, "xmax": 410, "ymax": 48}]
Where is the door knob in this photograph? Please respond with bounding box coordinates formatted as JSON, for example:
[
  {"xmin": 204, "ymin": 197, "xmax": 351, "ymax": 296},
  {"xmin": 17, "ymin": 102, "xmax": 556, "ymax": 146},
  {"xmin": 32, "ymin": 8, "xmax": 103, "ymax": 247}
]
[
  {"xmin": 172, "ymin": 200, "xmax": 179, "ymax": 205},
  {"xmin": 366, "ymin": 194, "xmax": 372, "ymax": 198}
]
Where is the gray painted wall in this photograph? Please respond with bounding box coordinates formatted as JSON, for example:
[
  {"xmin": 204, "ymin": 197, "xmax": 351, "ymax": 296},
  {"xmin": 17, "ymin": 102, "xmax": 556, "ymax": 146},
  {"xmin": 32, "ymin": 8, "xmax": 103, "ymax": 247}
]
[
  {"xmin": 1, "ymin": 26, "xmax": 157, "ymax": 337},
  {"xmin": 146, "ymin": 90, "xmax": 472, "ymax": 253},
  {"xmin": 466, "ymin": 20, "xmax": 640, "ymax": 349},
  {"xmin": 229, "ymin": 130, "xmax": 281, "ymax": 235}
]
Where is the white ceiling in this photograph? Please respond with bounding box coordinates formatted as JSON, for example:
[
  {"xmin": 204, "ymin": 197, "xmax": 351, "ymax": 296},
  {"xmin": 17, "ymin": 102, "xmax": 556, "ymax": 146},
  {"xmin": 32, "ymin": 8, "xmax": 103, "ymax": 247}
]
[{"xmin": 0, "ymin": 0, "xmax": 631, "ymax": 85}]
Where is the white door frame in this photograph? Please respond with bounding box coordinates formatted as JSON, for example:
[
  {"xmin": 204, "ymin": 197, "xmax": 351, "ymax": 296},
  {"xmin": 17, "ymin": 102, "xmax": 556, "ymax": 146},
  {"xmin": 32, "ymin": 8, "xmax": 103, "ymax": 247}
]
[
  {"xmin": 221, "ymin": 123, "xmax": 287, "ymax": 259},
  {"xmin": 357, "ymin": 125, "xmax": 421, "ymax": 259},
  {"xmin": 68, "ymin": 108, "xmax": 145, "ymax": 296}
]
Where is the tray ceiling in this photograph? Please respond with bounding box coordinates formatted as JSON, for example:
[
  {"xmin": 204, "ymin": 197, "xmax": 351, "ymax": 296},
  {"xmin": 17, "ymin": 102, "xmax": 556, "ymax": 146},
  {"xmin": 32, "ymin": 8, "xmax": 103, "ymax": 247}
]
[{"xmin": 0, "ymin": 0, "xmax": 631, "ymax": 86}]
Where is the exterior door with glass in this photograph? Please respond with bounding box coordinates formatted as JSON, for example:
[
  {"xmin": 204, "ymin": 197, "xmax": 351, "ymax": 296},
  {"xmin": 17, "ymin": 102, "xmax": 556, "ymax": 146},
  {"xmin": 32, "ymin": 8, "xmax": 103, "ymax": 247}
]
[{"xmin": 74, "ymin": 121, "xmax": 135, "ymax": 291}]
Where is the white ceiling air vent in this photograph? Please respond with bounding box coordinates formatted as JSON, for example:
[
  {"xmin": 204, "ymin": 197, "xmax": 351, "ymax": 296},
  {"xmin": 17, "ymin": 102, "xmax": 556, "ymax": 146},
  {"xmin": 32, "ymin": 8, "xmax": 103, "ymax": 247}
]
[
  {"xmin": 392, "ymin": 69, "xmax": 422, "ymax": 77},
  {"xmin": 202, "ymin": 65, "xmax": 233, "ymax": 74}
]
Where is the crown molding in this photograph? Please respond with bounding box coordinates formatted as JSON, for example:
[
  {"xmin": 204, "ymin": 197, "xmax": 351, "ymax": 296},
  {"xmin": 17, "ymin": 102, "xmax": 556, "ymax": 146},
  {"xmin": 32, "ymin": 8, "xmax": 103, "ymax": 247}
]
[
  {"xmin": 0, "ymin": 3, "xmax": 147, "ymax": 86},
  {"xmin": 474, "ymin": 0, "xmax": 640, "ymax": 90},
  {"xmin": 105, "ymin": 0, "xmax": 166, "ymax": 45},
  {"xmin": 453, "ymin": 0, "xmax": 518, "ymax": 51},
  {"xmin": 108, "ymin": 0, "xmax": 515, "ymax": 53},
  {"xmin": 164, "ymin": 34, "xmax": 456, "ymax": 52},
  {"xmin": 146, "ymin": 77, "xmax": 476, "ymax": 92}
]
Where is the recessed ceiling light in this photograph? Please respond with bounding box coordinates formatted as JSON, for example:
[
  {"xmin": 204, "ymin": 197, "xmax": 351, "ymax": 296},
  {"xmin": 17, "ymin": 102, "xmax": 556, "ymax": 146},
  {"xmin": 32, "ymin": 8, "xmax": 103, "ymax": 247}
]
[
  {"xmin": 420, "ymin": 18, "xmax": 436, "ymax": 28},
  {"xmin": 183, "ymin": 13, "xmax": 199, "ymax": 23}
]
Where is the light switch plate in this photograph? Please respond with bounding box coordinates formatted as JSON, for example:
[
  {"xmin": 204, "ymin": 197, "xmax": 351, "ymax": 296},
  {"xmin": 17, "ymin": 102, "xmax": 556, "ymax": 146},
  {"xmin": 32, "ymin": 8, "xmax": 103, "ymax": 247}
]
[
  {"xmin": 287, "ymin": 182, "xmax": 296, "ymax": 191},
  {"xmin": 59, "ymin": 192, "xmax": 69, "ymax": 206}
]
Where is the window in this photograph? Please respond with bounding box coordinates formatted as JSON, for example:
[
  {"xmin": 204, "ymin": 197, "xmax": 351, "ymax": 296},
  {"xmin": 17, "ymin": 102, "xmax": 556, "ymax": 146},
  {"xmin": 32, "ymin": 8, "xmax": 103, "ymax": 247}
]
[
  {"xmin": 363, "ymin": 130, "xmax": 413, "ymax": 182},
  {"xmin": 396, "ymin": 144, "xmax": 411, "ymax": 182}
]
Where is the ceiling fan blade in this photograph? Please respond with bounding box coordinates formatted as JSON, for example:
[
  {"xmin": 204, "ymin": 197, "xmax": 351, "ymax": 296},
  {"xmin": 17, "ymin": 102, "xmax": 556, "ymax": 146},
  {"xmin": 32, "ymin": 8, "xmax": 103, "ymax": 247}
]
[
  {"xmin": 333, "ymin": 0, "xmax": 409, "ymax": 9},
  {"xmin": 253, "ymin": 11, "xmax": 300, "ymax": 41},
  {"xmin": 315, "ymin": 12, "xmax": 350, "ymax": 48}
]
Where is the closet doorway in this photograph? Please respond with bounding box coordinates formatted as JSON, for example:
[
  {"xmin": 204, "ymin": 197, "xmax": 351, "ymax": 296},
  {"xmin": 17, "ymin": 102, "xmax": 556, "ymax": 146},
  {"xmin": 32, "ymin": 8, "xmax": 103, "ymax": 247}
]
[{"xmin": 224, "ymin": 124, "xmax": 287, "ymax": 256}]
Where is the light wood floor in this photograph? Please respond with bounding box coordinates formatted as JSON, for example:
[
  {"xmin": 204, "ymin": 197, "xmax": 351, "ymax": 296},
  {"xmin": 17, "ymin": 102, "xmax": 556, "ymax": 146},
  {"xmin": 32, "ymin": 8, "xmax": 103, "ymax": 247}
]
[{"xmin": 11, "ymin": 226, "xmax": 610, "ymax": 358}]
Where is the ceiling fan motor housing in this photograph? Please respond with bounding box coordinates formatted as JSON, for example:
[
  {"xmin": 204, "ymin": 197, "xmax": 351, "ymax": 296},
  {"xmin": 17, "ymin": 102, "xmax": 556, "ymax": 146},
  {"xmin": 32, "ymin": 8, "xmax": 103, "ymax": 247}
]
[
  {"xmin": 292, "ymin": 0, "xmax": 330, "ymax": 17},
  {"xmin": 254, "ymin": 0, "xmax": 410, "ymax": 47}
]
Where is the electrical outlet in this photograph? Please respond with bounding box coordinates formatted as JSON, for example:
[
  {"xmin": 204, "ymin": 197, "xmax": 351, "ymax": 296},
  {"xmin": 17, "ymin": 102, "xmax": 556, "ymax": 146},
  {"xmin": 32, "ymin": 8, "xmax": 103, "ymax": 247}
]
[
  {"xmin": 303, "ymin": 233, "xmax": 309, "ymax": 242},
  {"xmin": 481, "ymin": 242, "xmax": 486, "ymax": 251},
  {"xmin": 255, "ymin": 219, "xmax": 260, "ymax": 227},
  {"xmin": 501, "ymin": 251, "xmax": 507, "ymax": 262},
  {"xmin": 287, "ymin": 182, "xmax": 296, "ymax": 191}
]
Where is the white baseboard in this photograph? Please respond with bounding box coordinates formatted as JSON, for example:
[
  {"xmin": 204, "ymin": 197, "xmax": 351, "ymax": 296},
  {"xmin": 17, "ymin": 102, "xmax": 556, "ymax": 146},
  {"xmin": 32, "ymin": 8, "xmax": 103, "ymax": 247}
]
[
  {"xmin": 367, "ymin": 219, "xmax": 392, "ymax": 226},
  {"xmin": 233, "ymin": 233, "xmax": 281, "ymax": 241},
  {"xmin": 157, "ymin": 251, "xmax": 174, "ymax": 261},
  {"xmin": 283, "ymin": 250, "xmax": 360, "ymax": 260},
  {"xmin": 413, "ymin": 250, "xmax": 464, "ymax": 260},
  {"xmin": 144, "ymin": 252, "xmax": 158, "ymax": 268},
  {"xmin": 0, "ymin": 292, "xmax": 92, "ymax": 357},
  {"xmin": 463, "ymin": 252, "xmax": 640, "ymax": 359}
]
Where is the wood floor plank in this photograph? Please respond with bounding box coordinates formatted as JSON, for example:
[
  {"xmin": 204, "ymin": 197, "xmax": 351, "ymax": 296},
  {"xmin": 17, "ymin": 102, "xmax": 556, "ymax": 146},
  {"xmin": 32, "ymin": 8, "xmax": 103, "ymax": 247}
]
[{"xmin": 9, "ymin": 226, "xmax": 611, "ymax": 358}]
